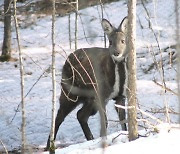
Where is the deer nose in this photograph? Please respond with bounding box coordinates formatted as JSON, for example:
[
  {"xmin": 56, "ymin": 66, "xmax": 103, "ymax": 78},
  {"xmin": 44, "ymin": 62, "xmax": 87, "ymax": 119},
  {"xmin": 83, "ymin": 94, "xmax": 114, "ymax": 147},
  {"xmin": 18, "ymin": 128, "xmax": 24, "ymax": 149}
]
[{"xmin": 114, "ymin": 52, "xmax": 120, "ymax": 56}]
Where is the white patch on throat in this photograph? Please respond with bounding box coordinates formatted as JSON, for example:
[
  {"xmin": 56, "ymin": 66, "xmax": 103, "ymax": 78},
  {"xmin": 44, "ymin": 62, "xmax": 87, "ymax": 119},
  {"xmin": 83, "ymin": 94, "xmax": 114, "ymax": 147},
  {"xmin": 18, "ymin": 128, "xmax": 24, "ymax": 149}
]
[
  {"xmin": 108, "ymin": 64, "xmax": 120, "ymax": 100},
  {"xmin": 123, "ymin": 62, "xmax": 128, "ymax": 96}
]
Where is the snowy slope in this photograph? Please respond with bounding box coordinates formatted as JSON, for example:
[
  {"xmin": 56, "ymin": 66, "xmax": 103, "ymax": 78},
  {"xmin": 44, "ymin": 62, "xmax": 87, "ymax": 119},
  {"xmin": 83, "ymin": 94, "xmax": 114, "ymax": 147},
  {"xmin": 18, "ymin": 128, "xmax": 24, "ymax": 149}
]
[
  {"xmin": 0, "ymin": 0, "xmax": 179, "ymax": 152},
  {"xmin": 43, "ymin": 124, "xmax": 180, "ymax": 154}
]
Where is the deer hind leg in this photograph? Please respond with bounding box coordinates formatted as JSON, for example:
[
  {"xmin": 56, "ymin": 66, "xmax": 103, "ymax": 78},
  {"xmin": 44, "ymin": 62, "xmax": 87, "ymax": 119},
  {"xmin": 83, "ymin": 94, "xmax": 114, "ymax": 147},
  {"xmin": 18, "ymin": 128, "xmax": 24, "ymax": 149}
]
[
  {"xmin": 46, "ymin": 93, "xmax": 79, "ymax": 149},
  {"xmin": 77, "ymin": 99, "xmax": 98, "ymax": 140},
  {"xmin": 115, "ymin": 95, "xmax": 127, "ymax": 131}
]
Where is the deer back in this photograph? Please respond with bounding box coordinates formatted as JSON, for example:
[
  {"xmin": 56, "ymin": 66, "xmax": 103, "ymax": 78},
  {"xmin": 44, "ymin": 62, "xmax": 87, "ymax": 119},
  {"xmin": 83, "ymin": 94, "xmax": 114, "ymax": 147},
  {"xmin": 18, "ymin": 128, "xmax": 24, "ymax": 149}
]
[{"xmin": 61, "ymin": 17, "xmax": 128, "ymax": 99}]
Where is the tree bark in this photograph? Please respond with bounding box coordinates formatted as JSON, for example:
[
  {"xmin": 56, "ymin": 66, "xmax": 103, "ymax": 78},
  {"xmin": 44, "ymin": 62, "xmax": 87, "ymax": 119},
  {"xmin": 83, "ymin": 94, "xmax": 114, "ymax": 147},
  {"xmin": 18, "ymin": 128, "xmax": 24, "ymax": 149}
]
[
  {"xmin": 1, "ymin": 0, "xmax": 12, "ymax": 60},
  {"xmin": 50, "ymin": 0, "xmax": 56, "ymax": 153},
  {"xmin": 174, "ymin": 0, "xmax": 180, "ymax": 124},
  {"xmin": 127, "ymin": 0, "xmax": 138, "ymax": 141},
  {"xmin": 75, "ymin": 0, "xmax": 78, "ymax": 50},
  {"xmin": 99, "ymin": 0, "xmax": 106, "ymax": 48},
  {"xmin": 13, "ymin": 0, "xmax": 26, "ymax": 152},
  {"xmin": 68, "ymin": 14, "xmax": 72, "ymax": 49}
]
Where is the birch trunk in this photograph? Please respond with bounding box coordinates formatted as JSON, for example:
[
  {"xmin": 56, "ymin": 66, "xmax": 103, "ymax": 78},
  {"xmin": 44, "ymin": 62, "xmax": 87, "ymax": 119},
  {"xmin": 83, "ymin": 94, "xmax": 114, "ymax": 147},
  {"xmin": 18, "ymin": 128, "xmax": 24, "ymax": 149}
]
[
  {"xmin": 50, "ymin": 0, "xmax": 56, "ymax": 153},
  {"xmin": 13, "ymin": 0, "xmax": 26, "ymax": 152}
]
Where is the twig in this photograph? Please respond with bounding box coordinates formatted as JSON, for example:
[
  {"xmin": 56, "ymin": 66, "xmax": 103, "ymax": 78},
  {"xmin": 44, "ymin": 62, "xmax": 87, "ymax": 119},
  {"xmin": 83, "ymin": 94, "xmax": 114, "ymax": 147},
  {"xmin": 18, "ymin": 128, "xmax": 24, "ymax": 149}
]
[
  {"xmin": 145, "ymin": 106, "xmax": 180, "ymax": 115},
  {"xmin": 10, "ymin": 70, "xmax": 46, "ymax": 123},
  {"xmin": 153, "ymin": 79, "xmax": 178, "ymax": 95},
  {"xmin": 137, "ymin": 119, "xmax": 158, "ymax": 129},
  {"xmin": 0, "ymin": 139, "xmax": 8, "ymax": 154},
  {"xmin": 141, "ymin": 0, "xmax": 171, "ymax": 123},
  {"xmin": 115, "ymin": 104, "xmax": 163, "ymax": 124},
  {"xmin": 112, "ymin": 132, "xmax": 128, "ymax": 143},
  {"xmin": 136, "ymin": 98, "xmax": 147, "ymax": 130}
]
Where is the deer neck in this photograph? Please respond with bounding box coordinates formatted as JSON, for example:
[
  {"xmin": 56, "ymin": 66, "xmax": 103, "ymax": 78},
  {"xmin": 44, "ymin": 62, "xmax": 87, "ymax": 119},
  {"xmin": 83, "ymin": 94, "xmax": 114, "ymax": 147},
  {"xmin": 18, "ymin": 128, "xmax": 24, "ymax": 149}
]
[
  {"xmin": 107, "ymin": 63, "xmax": 120, "ymax": 100},
  {"xmin": 107, "ymin": 59, "xmax": 127, "ymax": 101}
]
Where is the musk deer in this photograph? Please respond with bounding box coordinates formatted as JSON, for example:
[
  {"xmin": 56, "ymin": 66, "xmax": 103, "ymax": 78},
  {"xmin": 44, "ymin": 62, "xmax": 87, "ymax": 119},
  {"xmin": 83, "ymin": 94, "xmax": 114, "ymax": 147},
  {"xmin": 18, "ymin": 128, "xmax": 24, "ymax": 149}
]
[{"xmin": 47, "ymin": 17, "xmax": 128, "ymax": 149}]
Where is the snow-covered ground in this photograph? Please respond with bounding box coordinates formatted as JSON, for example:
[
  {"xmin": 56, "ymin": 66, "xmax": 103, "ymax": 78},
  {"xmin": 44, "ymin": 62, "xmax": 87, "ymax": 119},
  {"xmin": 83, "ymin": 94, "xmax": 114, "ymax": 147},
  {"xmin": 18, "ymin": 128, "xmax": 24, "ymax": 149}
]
[
  {"xmin": 0, "ymin": 0, "xmax": 179, "ymax": 153},
  {"xmin": 43, "ymin": 124, "xmax": 180, "ymax": 154}
]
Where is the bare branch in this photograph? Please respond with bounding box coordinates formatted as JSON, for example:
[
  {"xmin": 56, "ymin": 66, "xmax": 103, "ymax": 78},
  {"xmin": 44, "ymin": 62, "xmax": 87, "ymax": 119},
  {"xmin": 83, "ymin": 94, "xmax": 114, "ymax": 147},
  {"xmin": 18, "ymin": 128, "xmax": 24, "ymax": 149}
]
[
  {"xmin": 115, "ymin": 104, "xmax": 163, "ymax": 124},
  {"xmin": 153, "ymin": 79, "xmax": 178, "ymax": 95},
  {"xmin": 0, "ymin": 139, "xmax": 8, "ymax": 154}
]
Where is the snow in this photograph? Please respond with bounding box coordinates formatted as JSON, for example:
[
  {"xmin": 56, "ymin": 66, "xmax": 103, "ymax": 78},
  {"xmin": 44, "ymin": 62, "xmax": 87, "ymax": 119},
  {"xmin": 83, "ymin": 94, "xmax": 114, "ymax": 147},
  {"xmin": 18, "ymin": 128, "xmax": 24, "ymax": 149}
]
[
  {"xmin": 44, "ymin": 124, "xmax": 180, "ymax": 154},
  {"xmin": 0, "ymin": 0, "xmax": 179, "ymax": 153}
]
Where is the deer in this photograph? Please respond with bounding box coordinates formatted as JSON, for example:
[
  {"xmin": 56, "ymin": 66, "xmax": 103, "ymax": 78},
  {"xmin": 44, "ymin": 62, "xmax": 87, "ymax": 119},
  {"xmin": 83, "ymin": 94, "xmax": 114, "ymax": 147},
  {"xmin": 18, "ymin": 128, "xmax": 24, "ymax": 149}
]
[{"xmin": 46, "ymin": 16, "xmax": 129, "ymax": 149}]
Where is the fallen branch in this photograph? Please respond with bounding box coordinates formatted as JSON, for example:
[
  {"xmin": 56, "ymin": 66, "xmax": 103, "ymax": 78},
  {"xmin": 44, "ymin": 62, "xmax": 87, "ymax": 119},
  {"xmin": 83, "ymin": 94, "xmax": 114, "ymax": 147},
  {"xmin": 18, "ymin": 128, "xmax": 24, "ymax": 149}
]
[
  {"xmin": 112, "ymin": 132, "xmax": 128, "ymax": 143},
  {"xmin": 115, "ymin": 104, "xmax": 163, "ymax": 124},
  {"xmin": 145, "ymin": 106, "xmax": 180, "ymax": 115}
]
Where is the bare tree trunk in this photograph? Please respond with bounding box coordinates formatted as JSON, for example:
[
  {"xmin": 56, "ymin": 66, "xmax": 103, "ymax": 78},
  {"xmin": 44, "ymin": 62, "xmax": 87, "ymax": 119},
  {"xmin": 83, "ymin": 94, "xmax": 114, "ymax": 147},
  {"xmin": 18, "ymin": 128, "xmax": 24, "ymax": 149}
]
[
  {"xmin": 1, "ymin": 0, "xmax": 12, "ymax": 61},
  {"xmin": 13, "ymin": 0, "xmax": 26, "ymax": 152},
  {"xmin": 50, "ymin": 0, "xmax": 56, "ymax": 153},
  {"xmin": 99, "ymin": 0, "xmax": 106, "ymax": 48},
  {"xmin": 75, "ymin": 0, "xmax": 78, "ymax": 50},
  {"xmin": 68, "ymin": 14, "xmax": 72, "ymax": 49},
  {"xmin": 127, "ymin": 0, "xmax": 138, "ymax": 141},
  {"xmin": 174, "ymin": 0, "xmax": 180, "ymax": 124}
]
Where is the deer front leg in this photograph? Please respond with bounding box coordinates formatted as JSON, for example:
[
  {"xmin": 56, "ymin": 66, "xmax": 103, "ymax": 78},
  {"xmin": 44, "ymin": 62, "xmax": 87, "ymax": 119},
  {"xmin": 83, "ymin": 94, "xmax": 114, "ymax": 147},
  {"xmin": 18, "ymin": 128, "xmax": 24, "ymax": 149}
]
[{"xmin": 115, "ymin": 95, "xmax": 127, "ymax": 131}]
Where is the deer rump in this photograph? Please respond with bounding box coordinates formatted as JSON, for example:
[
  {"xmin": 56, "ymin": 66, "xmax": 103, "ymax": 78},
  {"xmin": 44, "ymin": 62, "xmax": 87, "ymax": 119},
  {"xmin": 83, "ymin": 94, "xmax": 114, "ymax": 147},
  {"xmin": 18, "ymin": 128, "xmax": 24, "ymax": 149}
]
[{"xmin": 62, "ymin": 47, "xmax": 126, "ymax": 101}]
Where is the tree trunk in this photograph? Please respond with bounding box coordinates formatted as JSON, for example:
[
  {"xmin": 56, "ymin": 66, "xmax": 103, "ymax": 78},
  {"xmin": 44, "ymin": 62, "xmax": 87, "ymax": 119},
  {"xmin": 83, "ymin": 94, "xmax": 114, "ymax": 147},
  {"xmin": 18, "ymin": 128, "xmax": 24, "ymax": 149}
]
[
  {"xmin": 99, "ymin": 0, "xmax": 106, "ymax": 48},
  {"xmin": 13, "ymin": 0, "xmax": 26, "ymax": 152},
  {"xmin": 174, "ymin": 0, "xmax": 180, "ymax": 124},
  {"xmin": 1, "ymin": 0, "xmax": 12, "ymax": 60},
  {"xmin": 127, "ymin": 0, "xmax": 138, "ymax": 141},
  {"xmin": 75, "ymin": 0, "xmax": 78, "ymax": 50},
  {"xmin": 50, "ymin": 0, "xmax": 56, "ymax": 153},
  {"xmin": 68, "ymin": 14, "xmax": 72, "ymax": 49}
]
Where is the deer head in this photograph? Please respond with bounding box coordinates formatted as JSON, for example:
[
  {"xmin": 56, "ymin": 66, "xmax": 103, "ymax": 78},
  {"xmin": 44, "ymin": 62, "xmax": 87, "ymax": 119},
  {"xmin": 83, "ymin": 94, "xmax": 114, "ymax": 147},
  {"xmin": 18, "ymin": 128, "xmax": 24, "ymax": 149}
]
[{"xmin": 102, "ymin": 17, "xmax": 128, "ymax": 62}]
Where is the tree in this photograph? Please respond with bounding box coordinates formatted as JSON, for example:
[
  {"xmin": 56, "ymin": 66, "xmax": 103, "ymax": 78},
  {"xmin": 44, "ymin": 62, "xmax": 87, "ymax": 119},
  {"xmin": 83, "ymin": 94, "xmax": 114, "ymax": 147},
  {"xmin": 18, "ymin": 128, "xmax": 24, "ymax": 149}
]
[
  {"xmin": 75, "ymin": 0, "xmax": 78, "ymax": 50},
  {"xmin": 1, "ymin": 0, "xmax": 12, "ymax": 61},
  {"xmin": 49, "ymin": 0, "xmax": 56, "ymax": 153},
  {"xmin": 13, "ymin": 0, "xmax": 26, "ymax": 152},
  {"xmin": 174, "ymin": 0, "xmax": 180, "ymax": 124},
  {"xmin": 99, "ymin": 0, "xmax": 106, "ymax": 48},
  {"xmin": 127, "ymin": 0, "xmax": 138, "ymax": 141}
]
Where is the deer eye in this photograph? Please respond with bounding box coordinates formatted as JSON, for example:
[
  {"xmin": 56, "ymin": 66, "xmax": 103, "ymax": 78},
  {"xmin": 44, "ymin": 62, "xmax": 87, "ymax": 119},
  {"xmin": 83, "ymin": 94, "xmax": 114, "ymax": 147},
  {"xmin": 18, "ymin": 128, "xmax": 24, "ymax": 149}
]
[
  {"xmin": 109, "ymin": 41, "xmax": 112, "ymax": 46},
  {"xmin": 121, "ymin": 40, "xmax": 125, "ymax": 44}
]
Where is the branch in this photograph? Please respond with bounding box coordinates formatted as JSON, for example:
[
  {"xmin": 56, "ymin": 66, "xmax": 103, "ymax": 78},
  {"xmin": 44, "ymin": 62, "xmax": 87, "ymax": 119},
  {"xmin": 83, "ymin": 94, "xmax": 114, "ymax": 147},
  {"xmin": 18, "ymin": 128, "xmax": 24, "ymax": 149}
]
[
  {"xmin": 153, "ymin": 79, "xmax": 178, "ymax": 95},
  {"xmin": 0, "ymin": 139, "xmax": 8, "ymax": 154},
  {"xmin": 115, "ymin": 104, "xmax": 163, "ymax": 124},
  {"xmin": 10, "ymin": 70, "xmax": 46, "ymax": 123}
]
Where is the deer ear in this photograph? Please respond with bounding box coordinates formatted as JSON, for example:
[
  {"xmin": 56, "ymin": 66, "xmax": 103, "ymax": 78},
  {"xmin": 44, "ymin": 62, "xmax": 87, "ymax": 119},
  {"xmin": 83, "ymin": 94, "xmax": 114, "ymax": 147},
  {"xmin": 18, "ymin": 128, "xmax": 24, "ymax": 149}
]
[
  {"xmin": 118, "ymin": 16, "xmax": 128, "ymax": 34},
  {"xmin": 101, "ymin": 19, "xmax": 114, "ymax": 36}
]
